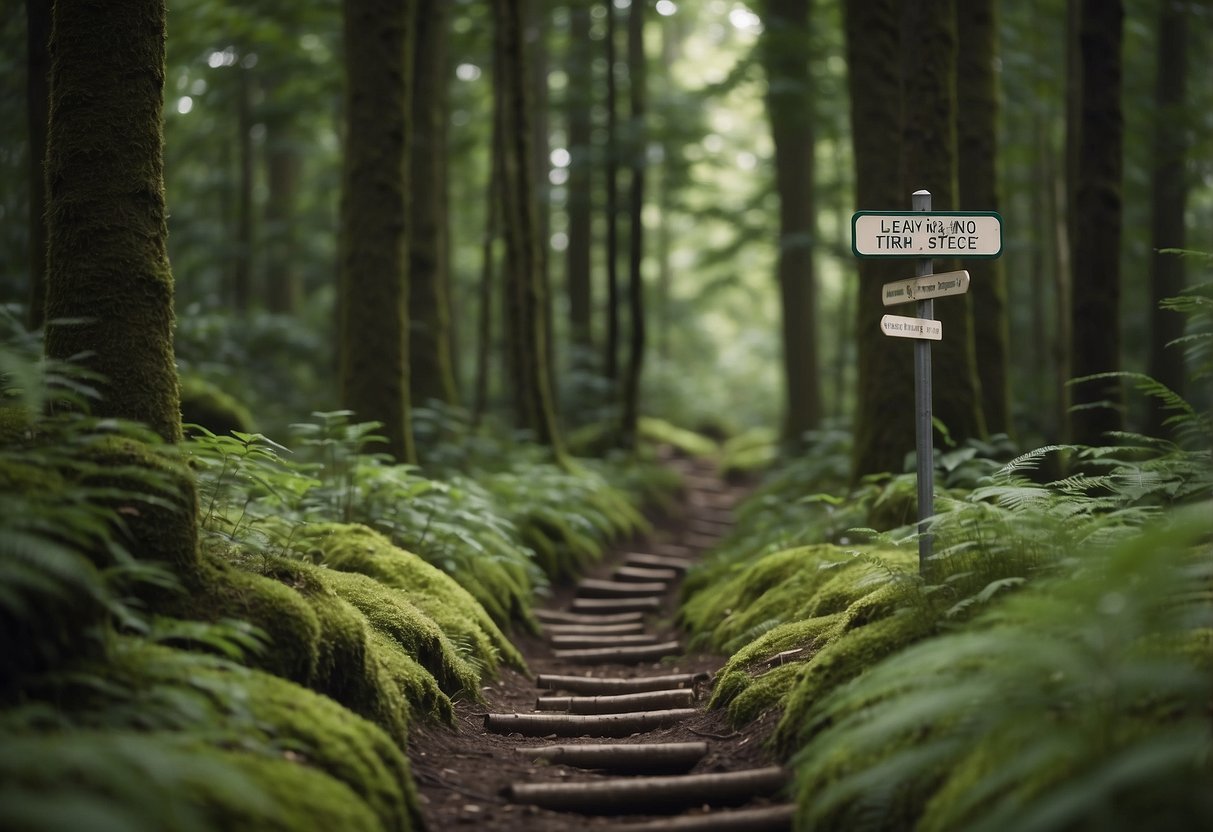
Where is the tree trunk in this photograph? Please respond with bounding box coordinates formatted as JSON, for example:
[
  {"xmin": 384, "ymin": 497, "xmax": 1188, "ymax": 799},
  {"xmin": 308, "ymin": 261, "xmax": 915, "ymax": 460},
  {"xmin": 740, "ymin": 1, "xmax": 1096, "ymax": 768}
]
[
  {"xmin": 1145, "ymin": 0, "xmax": 1188, "ymax": 435},
  {"xmin": 25, "ymin": 0, "xmax": 51, "ymax": 331},
  {"xmin": 620, "ymin": 0, "xmax": 647, "ymax": 448},
  {"xmin": 264, "ymin": 106, "xmax": 300, "ymax": 314},
  {"xmin": 759, "ymin": 0, "xmax": 821, "ymax": 450},
  {"xmin": 409, "ymin": 0, "xmax": 459, "ymax": 407},
  {"xmin": 339, "ymin": 0, "xmax": 417, "ymax": 464},
  {"xmin": 847, "ymin": 0, "xmax": 914, "ymax": 478},
  {"xmin": 494, "ymin": 0, "xmax": 566, "ymax": 453},
  {"xmin": 604, "ymin": 0, "xmax": 621, "ymax": 384},
  {"xmin": 1069, "ymin": 0, "xmax": 1124, "ymax": 445},
  {"xmin": 233, "ymin": 63, "xmax": 255, "ymax": 313},
  {"xmin": 473, "ymin": 125, "xmax": 501, "ymax": 426},
  {"xmin": 44, "ymin": 0, "xmax": 183, "ymax": 444},
  {"xmin": 565, "ymin": 0, "xmax": 595, "ymax": 352},
  {"xmin": 901, "ymin": 0, "xmax": 985, "ymax": 447},
  {"xmin": 956, "ymin": 0, "xmax": 1011, "ymax": 436}
]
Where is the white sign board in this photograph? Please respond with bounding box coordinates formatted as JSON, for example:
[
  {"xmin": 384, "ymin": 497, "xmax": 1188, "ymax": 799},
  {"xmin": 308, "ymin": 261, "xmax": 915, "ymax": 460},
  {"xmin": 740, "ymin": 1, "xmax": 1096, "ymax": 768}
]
[
  {"xmin": 882, "ymin": 270, "xmax": 971, "ymax": 306},
  {"xmin": 853, "ymin": 212, "xmax": 1002, "ymax": 258},
  {"xmin": 881, "ymin": 314, "xmax": 942, "ymax": 341}
]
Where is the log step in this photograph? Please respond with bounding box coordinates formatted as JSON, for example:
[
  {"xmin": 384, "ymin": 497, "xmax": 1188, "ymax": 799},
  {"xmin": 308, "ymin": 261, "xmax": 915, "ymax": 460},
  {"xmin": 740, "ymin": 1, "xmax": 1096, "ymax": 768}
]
[
  {"xmin": 513, "ymin": 742, "xmax": 708, "ymax": 773},
  {"xmin": 680, "ymin": 476, "xmax": 729, "ymax": 494},
  {"xmin": 554, "ymin": 641, "xmax": 681, "ymax": 664},
  {"xmin": 578, "ymin": 578, "xmax": 670, "ymax": 598},
  {"xmin": 613, "ymin": 804, "xmax": 795, "ymax": 831},
  {"xmin": 614, "ymin": 565, "xmax": 680, "ymax": 583},
  {"xmin": 686, "ymin": 519, "xmax": 731, "ymax": 536},
  {"xmin": 571, "ymin": 596, "xmax": 664, "ymax": 614},
  {"xmin": 484, "ymin": 708, "xmax": 697, "ymax": 738},
  {"xmin": 548, "ymin": 633, "xmax": 662, "ymax": 649},
  {"xmin": 536, "ymin": 672, "xmax": 710, "ymax": 695},
  {"xmin": 651, "ymin": 543, "xmax": 695, "ymax": 559},
  {"xmin": 542, "ymin": 622, "xmax": 647, "ymax": 636},
  {"xmin": 684, "ymin": 533, "xmax": 721, "ymax": 550},
  {"xmin": 535, "ymin": 689, "xmax": 696, "ymax": 714},
  {"xmin": 504, "ymin": 766, "xmax": 788, "ymax": 813},
  {"xmin": 536, "ymin": 609, "xmax": 647, "ymax": 625},
  {"xmin": 623, "ymin": 553, "xmax": 694, "ymax": 572}
]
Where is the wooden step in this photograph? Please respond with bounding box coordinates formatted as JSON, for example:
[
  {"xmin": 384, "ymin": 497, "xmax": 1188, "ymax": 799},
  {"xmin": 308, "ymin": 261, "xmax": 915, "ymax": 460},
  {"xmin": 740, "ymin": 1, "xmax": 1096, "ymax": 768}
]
[
  {"xmin": 613, "ymin": 804, "xmax": 795, "ymax": 831},
  {"xmin": 686, "ymin": 518, "xmax": 731, "ymax": 537},
  {"xmin": 513, "ymin": 742, "xmax": 708, "ymax": 773},
  {"xmin": 553, "ymin": 640, "xmax": 681, "ymax": 664},
  {"xmin": 484, "ymin": 708, "xmax": 697, "ymax": 738},
  {"xmin": 684, "ymin": 533, "xmax": 721, "ymax": 550},
  {"xmin": 652, "ymin": 543, "xmax": 695, "ymax": 559},
  {"xmin": 536, "ymin": 672, "xmax": 710, "ymax": 695},
  {"xmin": 624, "ymin": 553, "xmax": 694, "ymax": 572},
  {"xmin": 535, "ymin": 689, "xmax": 696, "ymax": 714},
  {"xmin": 504, "ymin": 766, "xmax": 788, "ymax": 813},
  {"xmin": 536, "ymin": 609, "xmax": 647, "ymax": 625},
  {"xmin": 571, "ymin": 596, "xmax": 663, "ymax": 614},
  {"xmin": 542, "ymin": 621, "xmax": 647, "ymax": 636},
  {"xmin": 614, "ymin": 565, "xmax": 680, "ymax": 583},
  {"xmin": 578, "ymin": 578, "xmax": 670, "ymax": 598},
  {"xmin": 548, "ymin": 633, "xmax": 662, "ymax": 649}
]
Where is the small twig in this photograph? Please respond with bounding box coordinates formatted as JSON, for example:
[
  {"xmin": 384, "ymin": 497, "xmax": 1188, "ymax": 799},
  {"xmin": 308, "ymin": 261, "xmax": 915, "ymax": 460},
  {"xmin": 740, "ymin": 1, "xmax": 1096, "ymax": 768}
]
[{"xmin": 688, "ymin": 728, "xmax": 741, "ymax": 741}]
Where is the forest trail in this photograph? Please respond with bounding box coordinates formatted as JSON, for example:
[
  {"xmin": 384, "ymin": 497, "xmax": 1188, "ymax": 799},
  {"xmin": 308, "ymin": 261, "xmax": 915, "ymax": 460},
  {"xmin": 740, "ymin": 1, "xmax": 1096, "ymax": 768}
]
[{"xmin": 408, "ymin": 456, "xmax": 793, "ymax": 831}]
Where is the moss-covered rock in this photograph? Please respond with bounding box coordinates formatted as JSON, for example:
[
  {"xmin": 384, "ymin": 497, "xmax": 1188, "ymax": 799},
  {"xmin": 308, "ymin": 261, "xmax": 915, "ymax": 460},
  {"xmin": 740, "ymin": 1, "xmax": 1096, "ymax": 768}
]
[{"xmin": 179, "ymin": 375, "xmax": 254, "ymax": 437}]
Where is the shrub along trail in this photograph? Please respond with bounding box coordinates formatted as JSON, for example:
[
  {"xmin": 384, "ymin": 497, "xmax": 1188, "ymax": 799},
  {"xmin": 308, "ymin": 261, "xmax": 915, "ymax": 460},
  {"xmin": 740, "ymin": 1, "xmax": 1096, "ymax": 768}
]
[{"xmin": 408, "ymin": 456, "xmax": 794, "ymax": 831}]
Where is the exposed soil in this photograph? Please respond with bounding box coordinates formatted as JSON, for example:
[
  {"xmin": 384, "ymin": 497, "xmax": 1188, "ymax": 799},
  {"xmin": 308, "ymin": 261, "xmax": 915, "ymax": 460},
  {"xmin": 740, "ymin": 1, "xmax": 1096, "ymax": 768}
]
[{"xmin": 407, "ymin": 457, "xmax": 785, "ymax": 831}]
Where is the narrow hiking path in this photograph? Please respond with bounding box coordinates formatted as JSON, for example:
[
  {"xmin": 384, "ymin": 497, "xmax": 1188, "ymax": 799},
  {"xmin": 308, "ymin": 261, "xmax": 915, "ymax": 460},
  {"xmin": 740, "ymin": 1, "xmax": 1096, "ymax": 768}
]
[{"xmin": 408, "ymin": 456, "xmax": 794, "ymax": 831}]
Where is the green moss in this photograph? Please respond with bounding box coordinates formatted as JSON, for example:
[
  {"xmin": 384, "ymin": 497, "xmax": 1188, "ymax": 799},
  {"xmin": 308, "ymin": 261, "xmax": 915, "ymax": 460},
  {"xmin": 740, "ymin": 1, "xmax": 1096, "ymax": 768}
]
[
  {"xmin": 370, "ymin": 630, "xmax": 455, "ymax": 724},
  {"xmin": 179, "ymin": 375, "xmax": 255, "ymax": 436},
  {"xmin": 293, "ymin": 523, "xmax": 525, "ymax": 673},
  {"xmin": 0, "ymin": 405, "xmax": 32, "ymax": 444},
  {"xmin": 638, "ymin": 416, "xmax": 720, "ymax": 458},
  {"xmin": 727, "ymin": 661, "xmax": 806, "ymax": 725},
  {"xmin": 708, "ymin": 614, "xmax": 844, "ymax": 710}
]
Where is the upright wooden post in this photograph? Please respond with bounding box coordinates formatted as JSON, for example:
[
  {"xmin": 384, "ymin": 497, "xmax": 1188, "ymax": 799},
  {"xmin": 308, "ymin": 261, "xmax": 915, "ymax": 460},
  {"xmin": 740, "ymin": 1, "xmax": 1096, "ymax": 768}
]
[{"xmin": 912, "ymin": 189, "xmax": 934, "ymax": 570}]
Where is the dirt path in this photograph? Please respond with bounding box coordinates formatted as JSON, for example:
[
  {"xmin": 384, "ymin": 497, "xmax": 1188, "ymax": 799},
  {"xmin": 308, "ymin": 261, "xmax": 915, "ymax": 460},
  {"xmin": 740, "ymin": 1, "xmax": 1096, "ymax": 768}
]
[{"xmin": 408, "ymin": 456, "xmax": 790, "ymax": 831}]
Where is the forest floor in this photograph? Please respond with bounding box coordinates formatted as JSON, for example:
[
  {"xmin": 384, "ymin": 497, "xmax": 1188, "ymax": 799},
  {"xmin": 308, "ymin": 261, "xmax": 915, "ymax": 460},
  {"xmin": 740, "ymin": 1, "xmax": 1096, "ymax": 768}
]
[{"xmin": 407, "ymin": 456, "xmax": 791, "ymax": 830}]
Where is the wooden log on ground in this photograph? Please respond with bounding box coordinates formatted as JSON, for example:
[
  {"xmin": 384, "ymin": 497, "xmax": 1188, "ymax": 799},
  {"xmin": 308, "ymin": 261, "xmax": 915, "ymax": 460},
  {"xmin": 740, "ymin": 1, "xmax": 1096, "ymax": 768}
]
[
  {"xmin": 613, "ymin": 565, "xmax": 679, "ymax": 583},
  {"xmin": 684, "ymin": 533, "xmax": 721, "ymax": 550},
  {"xmin": 623, "ymin": 553, "xmax": 693, "ymax": 572},
  {"xmin": 484, "ymin": 708, "xmax": 697, "ymax": 738},
  {"xmin": 536, "ymin": 672, "xmax": 710, "ymax": 695},
  {"xmin": 504, "ymin": 767, "xmax": 788, "ymax": 813},
  {"xmin": 680, "ymin": 475, "xmax": 728, "ymax": 494},
  {"xmin": 651, "ymin": 543, "xmax": 694, "ymax": 559},
  {"xmin": 548, "ymin": 633, "xmax": 662, "ymax": 649},
  {"xmin": 687, "ymin": 518, "xmax": 731, "ymax": 537},
  {"xmin": 535, "ymin": 609, "xmax": 646, "ymax": 625},
  {"xmin": 614, "ymin": 804, "xmax": 795, "ymax": 831},
  {"xmin": 571, "ymin": 596, "xmax": 663, "ymax": 614},
  {"xmin": 554, "ymin": 641, "xmax": 681, "ymax": 664},
  {"xmin": 535, "ymin": 688, "xmax": 696, "ymax": 714},
  {"xmin": 542, "ymin": 622, "xmax": 647, "ymax": 636},
  {"xmin": 577, "ymin": 578, "xmax": 669, "ymax": 598},
  {"xmin": 513, "ymin": 742, "xmax": 708, "ymax": 773}
]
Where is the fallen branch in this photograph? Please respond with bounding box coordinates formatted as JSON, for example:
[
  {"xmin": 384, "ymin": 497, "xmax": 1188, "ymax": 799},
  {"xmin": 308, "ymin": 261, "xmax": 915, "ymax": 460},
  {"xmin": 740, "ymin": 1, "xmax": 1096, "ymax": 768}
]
[
  {"xmin": 535, "ymin": 688, "xmax": 696, "ymax": 714},
  {"xmin": 542, "ymin": 622, "xmax": 647, "ymax": 636},
  {"xmin": 570, "ymin": 596, "xmax": 663, "ymax": 614},
  {"xmin": 548, "ymin": 633, "xmax": 662, "ymax": 649},
  {"xmin": 484, "ymin": 708, "xmax": 697, "ymax": 738},
  {"xmin": 577, "ymin": 578, "xmax": 670, "ymax": 598},
  {"xmin": 504, "ymin": 766, "xmax": 788, "ymax": 813},
  {"xmin": 535, "ymin": 609, "xmax": 646, "ymax": 625},
  {"xmin": 553, "ymin": 640, "xmax": 681, "ymax": 664},
  {"xmin": 617, "ymin": 804, "xmax": 795, "ymax": 831},
  {"xmin": 614, "ymin": 565, "xmax": 679, "ymax": 583},
  {"xmin": 535, "ymin": 672, "xmax": 710, "ymax": 695},
  {"xmin": 624, "ymin": 553, "xmax": 694, "ymax": 572},
  {"xmin": 513, "ymin": 741, "xmax": 707, "ymax": 772}
]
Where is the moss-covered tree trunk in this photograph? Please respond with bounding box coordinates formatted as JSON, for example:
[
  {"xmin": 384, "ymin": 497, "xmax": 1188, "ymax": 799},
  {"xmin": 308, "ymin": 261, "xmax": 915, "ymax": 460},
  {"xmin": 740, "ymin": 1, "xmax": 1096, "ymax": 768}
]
[
  {"xmin": 1069, "ymin": 0, "xmax": 1123, "ymax": 445},
  {"xmin": 493, "ymin": 0, "xmax": 566, "ymax": 454},
  {"xmin": 620, "ymin": 0, "xmax": 647, "ymax": 449},
  {"xmin": 1145, "ymin": 0, "xmax": 1188, "ymax": 436},
  {"xmin": 901, "ymin": 0, "xmax": 985, "ymax": 446},
  {"xmin": 848, "ymin": 0, "xmax": 915, "ymax": 479},
  {"xmin": 956, "ymin": 0, "xmax": 1011, "ymax": 436},
  {"xmin": 760, "ymin": 0, "xmax": 821, "ymax": 450},
  {"xmin": 565, "ymin": 1, "xmax": 594, "ymax": 352},
  {"xmin": 339, "ymin": 0, "xmax": 417, "ymax": 464},
  {"xmin": 409, "ymin": 0, "xmax": 459, "ymax": 407},
  {"xmin": 44, "ymin": 0, "xmax": 182, "ymax": 445},
  {"xmin": 603, "ymin": 0, "xmax": 621, "ymax": 385},
  {"xmin": 25, "ymin": 0, "xmax": 51, "ymax": 331}
]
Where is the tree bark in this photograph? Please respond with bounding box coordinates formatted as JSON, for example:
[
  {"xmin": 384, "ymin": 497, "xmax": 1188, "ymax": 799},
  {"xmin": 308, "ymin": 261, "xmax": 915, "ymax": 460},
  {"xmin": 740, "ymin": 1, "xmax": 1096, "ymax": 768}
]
[
  {"xmin": 514, "ymin": 742, "xmax": 707, "ymax": 772},
  {"xmin": 1145, "ymin": 0, "xmax": 1188, "ymax": 435},
  {"xmin": 604, "ymin": 0, "xmax": 621, "ymax": 383},
  {"xmin": 759, "ymin": 0, "xmax": 821, "ymax": 449},
  {"xmin": 569, "ymin": 596, "xmax": 663, "ymax": 614},
  {"xmin": 552, "ymin": 640, "xmax": 680, "ymax": 663},
  {"xmin": 233, "ymin": 63, "xmax": 255, "ymax": 313},
  {"xmin": 565, "ymin": 1, "xmax": 595, "ymax": 351},
  {"xmin": 535, "ymin": 689, "xmax": 695, "ymax": 713},
  {"xmin": 339, "ymin": 0, "xmax": 417, "ymax": 463},
  {"xmin": 1069, "ymin": 0, "xmax": 1124, "ymax": 444},
  {"xmin": 504, "ymin": 767, "xmax": 787, "ymax": 813},
  {"xmin": 620, "ymin": 0, "xmax": 648, "ymax": 449},
  {"xmin": 485, "ymin": 707, "xmax": 697, "ymax": 737},
  {"xmin": 409, "ymin": 0, "xmax": 459, "ymax": 407},
  {"xmin": 25, "ymin": 0, "xmax": 51, "ymax": 331},
  {"xmin": 264, "ymin": 102, "xmax": 300, "ymax": 314},
  {"xmin": 956, "ymin": 0, "xmax": 1011, "ymax": 436},
  {"xmin": 535, "ymin": 671, "xmax": 709, "ymax": 695}
]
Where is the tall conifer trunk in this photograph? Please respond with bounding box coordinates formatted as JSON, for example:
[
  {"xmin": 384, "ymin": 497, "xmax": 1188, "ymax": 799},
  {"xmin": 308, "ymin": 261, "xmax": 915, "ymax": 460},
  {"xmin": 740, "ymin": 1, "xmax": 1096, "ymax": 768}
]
[
  {"xmin": 620, "ymin": 0, "xmax": 647, "ymax": 448},
  {"xmin": 26, "ymin": 0, "xmax": 51, "ymax": 331},
  {"xmin": 565, "ymin": 1, "xmax": 594, "ymax": 353},
  {"xmin": 339, "ymin": 0, "xmax": 417, "ymax": 463}
]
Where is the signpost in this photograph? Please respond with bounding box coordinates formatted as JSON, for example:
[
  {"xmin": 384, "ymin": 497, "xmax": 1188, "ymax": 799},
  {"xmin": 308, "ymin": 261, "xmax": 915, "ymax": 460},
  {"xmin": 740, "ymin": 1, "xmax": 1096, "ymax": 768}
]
[{"xmin": 852, "ymin": 193, "xmax": 1003, "ymax": 572}]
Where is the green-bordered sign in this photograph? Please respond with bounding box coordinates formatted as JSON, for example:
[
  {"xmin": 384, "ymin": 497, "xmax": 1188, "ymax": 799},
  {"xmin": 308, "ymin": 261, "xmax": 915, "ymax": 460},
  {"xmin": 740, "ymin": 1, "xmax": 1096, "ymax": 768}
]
[{"xmin": 852, "ymin": 211, "xmax": 1003, "ymax": 258}]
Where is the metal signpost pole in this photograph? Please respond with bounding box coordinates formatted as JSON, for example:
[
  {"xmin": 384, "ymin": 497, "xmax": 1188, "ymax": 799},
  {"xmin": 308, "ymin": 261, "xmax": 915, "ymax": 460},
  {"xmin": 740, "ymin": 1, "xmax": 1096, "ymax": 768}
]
[{"xmin": 911, "ymin": 190, "xmax": 934, "ymax": 570}]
